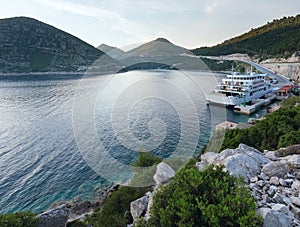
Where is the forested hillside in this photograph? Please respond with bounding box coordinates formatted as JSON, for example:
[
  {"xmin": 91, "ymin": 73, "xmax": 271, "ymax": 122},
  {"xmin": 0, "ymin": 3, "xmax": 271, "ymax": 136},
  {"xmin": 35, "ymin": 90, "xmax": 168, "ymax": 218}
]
[
  {"xmin": 192, "ymin": 15, "xmax": 300, "ymax": 59},
  {"xmin": 221, "ymin": 96, "xmax": 300, "ymax": 151}
]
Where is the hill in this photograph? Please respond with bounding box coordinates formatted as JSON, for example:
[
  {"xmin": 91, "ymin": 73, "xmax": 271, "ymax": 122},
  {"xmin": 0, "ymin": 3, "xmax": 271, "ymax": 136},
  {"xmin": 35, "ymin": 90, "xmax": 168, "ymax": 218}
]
[
  {"xmin": 118, "ymin": 38, "xmax": 235, "ymax": 71},
  {"xmin": 125, "ymin": 38, "xmax": 190, "ymax": 57},
  {"xmin": 97, "ymin": 44, "xmax": 125, "ymax": 59},
  {"xmin": 191, "ymin": 15, "xmax": 300, "ymax": 59},
  {"xmin": 0, "ymin": 17, "xmax": 120, "ymax": 73}
]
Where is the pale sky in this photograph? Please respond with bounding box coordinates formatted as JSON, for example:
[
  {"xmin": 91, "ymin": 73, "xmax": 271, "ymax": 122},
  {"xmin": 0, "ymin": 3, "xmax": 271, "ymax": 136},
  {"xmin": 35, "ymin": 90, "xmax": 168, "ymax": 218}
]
[{"xmin": 1, "ymin": 0, "xmax": 300, "ymax": 50}]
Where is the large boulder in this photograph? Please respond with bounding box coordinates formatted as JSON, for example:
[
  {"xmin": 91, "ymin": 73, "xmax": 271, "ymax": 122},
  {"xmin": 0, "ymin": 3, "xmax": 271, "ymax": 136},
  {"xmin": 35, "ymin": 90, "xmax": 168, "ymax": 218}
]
[
  {"xmin": 37, "ymin": 204, "xmax": 69, "ymax": 227},
  {"xmin": 258, "ymin": 208, "xmax": 293, "ymax": 227},
  {"xmin": 198, "ymin": 144, "xmax": 270, "ymax": 183},
  {"xmin": 130, "ymin": 194, "xmax": 149, "ymax": 221},
  {"xmin": 153, "ymin": 162, "xmax": 175, "ymax": 185},
  {"xmin": 261, "ymin": 162, "xmax": 289, "ymax": 178},
  {"xmin": 223, "ymin": 153, "xmax": 261, "ymax": 183},
  {"xmin": 281, "ymin": 155, "xmax": 300, "ymax": 169}
]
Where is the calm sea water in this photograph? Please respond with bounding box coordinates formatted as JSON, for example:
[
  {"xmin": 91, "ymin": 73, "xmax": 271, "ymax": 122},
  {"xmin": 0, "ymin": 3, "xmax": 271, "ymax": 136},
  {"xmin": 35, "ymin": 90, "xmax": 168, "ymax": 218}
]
[{"xmin": 0, "ymin": 70, "xmax": 265, "ymax": 214}]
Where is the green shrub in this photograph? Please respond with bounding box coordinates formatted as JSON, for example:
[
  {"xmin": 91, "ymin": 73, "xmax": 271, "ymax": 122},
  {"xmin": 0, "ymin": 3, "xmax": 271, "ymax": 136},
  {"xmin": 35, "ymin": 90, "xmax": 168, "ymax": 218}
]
[
  {"xmin": 87, "ymin": 186, "xmax": 151, "ymax": 227},
  {"xmin": 84, "ymin": 152, "xmax": 159, "ymax": 226},
  {"xmin": 144, "ymin": 165, "xmax": 262, "ymax": 227},
  {"xmin": 132, "ymin": 151, "xmax": 162, "ymax": 167},
  {"xmin": 0, "ymin": 211, "xmax": 38, "ymax": 227},
  {"xmin": 280, "ymin": 96, "xmax": 300, "ymax": 109},
  {"xmin": 221, "ymin": 98, "xmax": 300, "ymax": 151}
]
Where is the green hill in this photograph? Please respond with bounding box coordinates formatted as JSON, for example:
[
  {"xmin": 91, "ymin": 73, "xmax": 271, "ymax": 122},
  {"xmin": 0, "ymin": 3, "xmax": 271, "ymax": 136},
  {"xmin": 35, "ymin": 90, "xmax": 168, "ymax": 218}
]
[
  {"xmin": 191, "ymin": 15, "xmax": 300, "ymax": 59},
  {"xmin": 0, "ymin": 17, "xmax": 120, "ymax": 73},
  {"xmin": 125, "ymin": 37, "xmax": 190, "ymax": 57}
]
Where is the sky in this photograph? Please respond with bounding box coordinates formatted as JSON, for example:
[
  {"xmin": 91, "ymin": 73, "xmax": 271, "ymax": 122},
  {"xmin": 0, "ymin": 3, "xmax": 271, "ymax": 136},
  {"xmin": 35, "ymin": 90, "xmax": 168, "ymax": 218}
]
[{"xmin": 1, "ymin": 0, "xmax": 300, "ymax": 50}]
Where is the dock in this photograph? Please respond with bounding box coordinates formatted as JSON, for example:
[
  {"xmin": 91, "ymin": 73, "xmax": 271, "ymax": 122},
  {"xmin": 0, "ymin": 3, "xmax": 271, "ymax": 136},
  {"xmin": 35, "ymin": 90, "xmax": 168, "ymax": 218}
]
[{"xmin": 233, "ymin": 94, "xmax": 277, "ymax": 115}]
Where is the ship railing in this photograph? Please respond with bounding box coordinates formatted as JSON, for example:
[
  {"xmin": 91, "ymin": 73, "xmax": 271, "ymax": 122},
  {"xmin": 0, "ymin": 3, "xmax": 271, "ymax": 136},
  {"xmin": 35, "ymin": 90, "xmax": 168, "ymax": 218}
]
[{"xmin": 215, "ymin": 88, "xmax": 248, "ymax": 93}]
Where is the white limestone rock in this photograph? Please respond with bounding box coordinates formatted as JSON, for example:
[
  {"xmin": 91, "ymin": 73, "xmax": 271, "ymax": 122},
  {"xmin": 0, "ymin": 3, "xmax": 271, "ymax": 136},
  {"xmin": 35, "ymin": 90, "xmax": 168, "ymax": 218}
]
[
  {"xmin": 130, "ymin": 195, "xmax": 149, "ymax": 221},
  {"xmin": 153, "ymin": 162, "xmax": 175, "ymax": 185},
  {"xmin": 258, "ymin": 208, "xmax": 293, "ymax": 227}
]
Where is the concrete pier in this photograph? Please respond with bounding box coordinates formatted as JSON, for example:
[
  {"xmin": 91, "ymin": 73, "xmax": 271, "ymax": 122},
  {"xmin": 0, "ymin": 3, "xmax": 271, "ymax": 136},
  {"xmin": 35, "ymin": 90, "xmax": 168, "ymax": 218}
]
[{"xmin": 233, "ymin": 94, "xmax": 277, "ymax": 115}]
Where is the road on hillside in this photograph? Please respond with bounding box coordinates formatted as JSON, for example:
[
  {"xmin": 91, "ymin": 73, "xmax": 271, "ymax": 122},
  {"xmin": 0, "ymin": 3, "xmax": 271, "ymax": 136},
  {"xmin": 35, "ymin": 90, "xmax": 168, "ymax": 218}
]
[{"xmin": 242, "ymin": 61, "xmax": 291, "ymax": 88}]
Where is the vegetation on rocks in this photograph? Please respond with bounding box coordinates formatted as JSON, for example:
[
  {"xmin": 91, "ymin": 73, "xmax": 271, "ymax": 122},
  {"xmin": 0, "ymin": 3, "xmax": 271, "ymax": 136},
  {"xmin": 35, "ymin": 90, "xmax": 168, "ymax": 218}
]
[
  {"xmin": 139, "ymin": 165, "xmax": 262, "ymax": 227},
  {"xmin": 85, "ymin": 186, "xmax": 150, "ymax": 227},
  {"xmin": 79, "ymin": 151, "xmax": 160, "ymax": 227},
  {"xmin": 221, "ymin": 96, "xmax": 300, "ymax": 151},
  {"xmin": 131, "ymin": 152, "xmax": 162, "ymax": 168},
  {"xmin": 0, "ymin": 211, "xmax": 38, "ymax": 227}
]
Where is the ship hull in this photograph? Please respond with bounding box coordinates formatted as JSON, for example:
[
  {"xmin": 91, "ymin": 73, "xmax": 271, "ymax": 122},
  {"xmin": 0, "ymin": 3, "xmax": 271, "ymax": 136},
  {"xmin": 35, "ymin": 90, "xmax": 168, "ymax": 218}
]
[{"xmin": 206, "ymin": 88, "xmax": 273, "ymax": 107}]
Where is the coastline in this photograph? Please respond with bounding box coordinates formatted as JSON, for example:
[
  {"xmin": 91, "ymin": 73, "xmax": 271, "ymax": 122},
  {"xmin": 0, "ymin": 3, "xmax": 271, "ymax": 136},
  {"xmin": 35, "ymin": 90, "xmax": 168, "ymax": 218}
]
[
  {"xmin": 0, "ymin": 70, "xmax": 118, "ymax": 77},
  {"xmin": 41, "ymin": 183, "xmax": 120, "ymax": 223},
  {"xmin": 0, "ymin": 69, "xmax": 228, "ymax": 77}
]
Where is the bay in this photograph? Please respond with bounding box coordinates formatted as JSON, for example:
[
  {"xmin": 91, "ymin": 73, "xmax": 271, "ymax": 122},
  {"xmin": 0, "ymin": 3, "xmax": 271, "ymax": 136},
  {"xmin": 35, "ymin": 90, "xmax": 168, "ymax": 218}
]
[{"xmin": 0, "ymin": 70, "xmax": 265, "ymax": 213}]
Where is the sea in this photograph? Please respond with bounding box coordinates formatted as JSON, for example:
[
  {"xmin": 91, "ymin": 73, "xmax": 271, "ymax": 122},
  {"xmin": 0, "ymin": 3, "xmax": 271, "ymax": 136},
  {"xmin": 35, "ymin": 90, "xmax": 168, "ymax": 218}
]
[{"xmin": 0, "ymin": 70, "xmax": 266, "ymax": 213}]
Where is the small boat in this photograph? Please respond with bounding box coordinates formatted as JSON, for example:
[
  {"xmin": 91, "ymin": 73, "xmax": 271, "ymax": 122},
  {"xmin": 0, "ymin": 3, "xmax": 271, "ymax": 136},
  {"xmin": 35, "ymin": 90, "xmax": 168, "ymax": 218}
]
[{"xmin": 206, "ymin": 70, "xmax": 273, "ymax": 107}]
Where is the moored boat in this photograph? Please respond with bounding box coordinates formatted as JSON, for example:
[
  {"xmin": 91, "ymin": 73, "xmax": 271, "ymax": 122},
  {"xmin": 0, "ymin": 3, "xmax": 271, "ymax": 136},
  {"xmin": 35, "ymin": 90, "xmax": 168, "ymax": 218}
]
[{"xmin": 206, "ymin": 71, "xmax": 273, "ymax": 106}]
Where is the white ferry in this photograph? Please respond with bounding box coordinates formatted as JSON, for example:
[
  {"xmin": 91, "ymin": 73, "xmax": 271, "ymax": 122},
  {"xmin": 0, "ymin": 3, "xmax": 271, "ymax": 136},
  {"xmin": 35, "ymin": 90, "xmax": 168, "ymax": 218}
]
[{"xmin": 206, "ymin": 71, "xmax": 273, "ymax": 106}]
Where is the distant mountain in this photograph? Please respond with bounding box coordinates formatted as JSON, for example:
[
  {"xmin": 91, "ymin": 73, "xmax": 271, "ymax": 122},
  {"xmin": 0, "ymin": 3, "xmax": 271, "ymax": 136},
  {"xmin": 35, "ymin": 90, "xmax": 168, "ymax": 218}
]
[
  {"xmin": 0, "ymin": 17, "xmax": 120, "ymax": 73},
  {"xmin": 191, "ymin": 14, "xmax": 300, "ymax": 59},
  {"xmin": 97, "ymin": 44, "xmax": 125, "ymax": 59},
  {"xmin": 125, "ymin": 37, "xmax": 190, "ymax": 57},
  {"xmin": 116, "ymin": 37, "xmax": 233, "ymax": 71}
]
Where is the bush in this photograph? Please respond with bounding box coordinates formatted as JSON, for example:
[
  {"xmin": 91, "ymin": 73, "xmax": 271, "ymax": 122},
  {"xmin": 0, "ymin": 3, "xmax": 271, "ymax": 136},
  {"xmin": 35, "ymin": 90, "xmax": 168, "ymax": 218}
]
[
  {"xmin": 87, "ymin": 186, "xmax": 151, "ymax": 227},
  {"xmin": 0, "ymin": 211, "xmax": 38, "ymax": 227},
  {"xmin": 221, "ymin": 98, "xmax": 300, "ymax": 151},
  {"xmin": 131, "ymin": 151, "xmax": 162, "ymax": 167},
  {"xmin": 144, "ymin": 165, "xmax": 262, "ymax": 227},
  {"xmin": 280, "ymin": 96, "xmax": 300, "ymax": 109},
  {"xmin": 83, "ymin": 152, "xmax": 159, "ymax": 226}
]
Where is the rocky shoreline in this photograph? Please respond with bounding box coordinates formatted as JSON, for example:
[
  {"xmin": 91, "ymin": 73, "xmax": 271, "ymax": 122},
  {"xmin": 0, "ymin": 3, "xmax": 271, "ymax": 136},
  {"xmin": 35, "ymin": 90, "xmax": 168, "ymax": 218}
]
[
  {"xmin": 128, "ymin": 144, "xmax": 300, "ymax": 227},
  {"xmin": 37, "ymin": 184, "xmax": 120, "ymax": 226},
  {"xmin": 36, "ymin": 144, "xmax": 300, "ymax": 227}
]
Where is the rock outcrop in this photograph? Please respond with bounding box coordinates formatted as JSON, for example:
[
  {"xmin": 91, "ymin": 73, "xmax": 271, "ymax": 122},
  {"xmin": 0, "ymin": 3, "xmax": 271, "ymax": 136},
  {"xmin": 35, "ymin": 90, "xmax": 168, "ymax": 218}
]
[
  {"xmin": 130, "ymin": 162, "xmax": 175, "ymax": 224},
  {"xmin": 197, "ymin": 144, "xmax": 300, "ymax": 227},
  {"xmin": 130, "ymin": 192, "xmax": 151, "ymax": 221},
  {"xmin": 37, "ymin": 204, "xmax": 69, "ymax": 227},
  {"xmin": 197, "ymin": 144, "xmax": 270, "ymax": 183},
  {"xmin": 128, "ymin": 144, "xmax": 300, "ymax": 226},
  {"xmin": 153, "ymin": 162, "xmax": 175, "ymax": 185}
]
